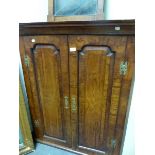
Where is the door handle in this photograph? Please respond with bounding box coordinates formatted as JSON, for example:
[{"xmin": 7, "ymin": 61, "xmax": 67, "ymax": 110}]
[
  {"xmin": 64, "ymin": 96, "xmax": 69, "ymax": 109},
  {"xmin": 71, "ymin": 97, "xmax": 77, "ymax": 112}
]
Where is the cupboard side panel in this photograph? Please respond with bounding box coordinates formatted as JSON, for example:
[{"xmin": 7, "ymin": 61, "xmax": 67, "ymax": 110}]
[{"xmin": 113, "ymin": 36, "xmax": 135, "ymax": 155}]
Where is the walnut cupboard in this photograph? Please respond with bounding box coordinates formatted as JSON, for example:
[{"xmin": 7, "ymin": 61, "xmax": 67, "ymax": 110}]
[{"xmin": 19, "ymin": 20, "xmax": 135, "ymax": 155}]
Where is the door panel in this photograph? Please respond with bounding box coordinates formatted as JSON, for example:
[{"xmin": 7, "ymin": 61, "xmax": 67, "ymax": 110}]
[
  {"xmin": 33, "ymin": 45, "xmax": 63, "ymax": 139},
  {"xmin": 20, "ymin": 36, "xmax": 71, "ymax": 147},
  {"xmin": 69, "ymin": 35, "xmax": 128, "ymax": 154},
  {"xmin": 78, "ymin": 46, "xmax": 115, "ymax": 151}
]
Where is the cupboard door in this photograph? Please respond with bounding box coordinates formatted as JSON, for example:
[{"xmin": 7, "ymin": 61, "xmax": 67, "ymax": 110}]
[
  {"xmin": 19, "ymin": 36, "xmax": 71, "ymax": 147},
  {"xmin": 69, "ymin": 35, "xmax": 134, "ymax": 155}
]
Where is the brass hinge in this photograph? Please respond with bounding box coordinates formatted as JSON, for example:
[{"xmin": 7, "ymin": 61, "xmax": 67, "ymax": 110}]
[
  {"xmin": 34, "ymin": 120, "xmax": 39, "ymax": 128},
  {"xmin": 64, "ymin": 96, "xmax": 69, "ymax": 109},
  {"xmin": 24, "ymin": 55, "xmax": 29, "ymax": 67},
  {"xmin": 71, "ymin": 97, "xmax": 77, "ymax": 112},
  {"xmin": 120, "ymin": 61, "xmax": 128, "ymax": 75}
]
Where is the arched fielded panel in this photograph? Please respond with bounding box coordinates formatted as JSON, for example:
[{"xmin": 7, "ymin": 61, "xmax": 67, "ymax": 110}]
[
  {"xmin": 32, "ymin": 45, "xmax": 64, "ymax": 139},
  {"xmin": 78, "ymin": 46, "xmax": 115, "ymax": 152}
]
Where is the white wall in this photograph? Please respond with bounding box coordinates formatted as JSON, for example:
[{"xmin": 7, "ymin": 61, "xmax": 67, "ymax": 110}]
[
  {"xmin": 18, "ymin": 0, "xmax": 47, "ymax": 22},
  {"xmin": 104, "ymin": 0, "xmax": 135, "ymax": 19},
  {"xmin": 19, "ymin": 1, "xmax": 135, "ymax": 155}
]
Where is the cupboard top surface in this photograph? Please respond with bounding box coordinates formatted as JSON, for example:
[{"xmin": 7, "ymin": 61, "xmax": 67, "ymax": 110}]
[{"xmin": 19, "ymin": 20, "xmax": 135, "ymax": 36}]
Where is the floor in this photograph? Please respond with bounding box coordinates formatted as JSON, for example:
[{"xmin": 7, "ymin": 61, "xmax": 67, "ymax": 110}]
[{"xmin": 28, "ymin": 143, "xmax": 78, "ymax": 155}]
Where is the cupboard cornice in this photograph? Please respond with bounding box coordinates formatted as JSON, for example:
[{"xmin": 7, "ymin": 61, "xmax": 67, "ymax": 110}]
[{"xmin": 19, "ymin": 20, "xmax": 135, "ymax": 36}]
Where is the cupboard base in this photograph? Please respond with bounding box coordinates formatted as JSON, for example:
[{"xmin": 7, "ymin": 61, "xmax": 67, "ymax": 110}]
[{"xmin": 36, "ymin": 139, "xmax": 87, "ymax": 155}]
